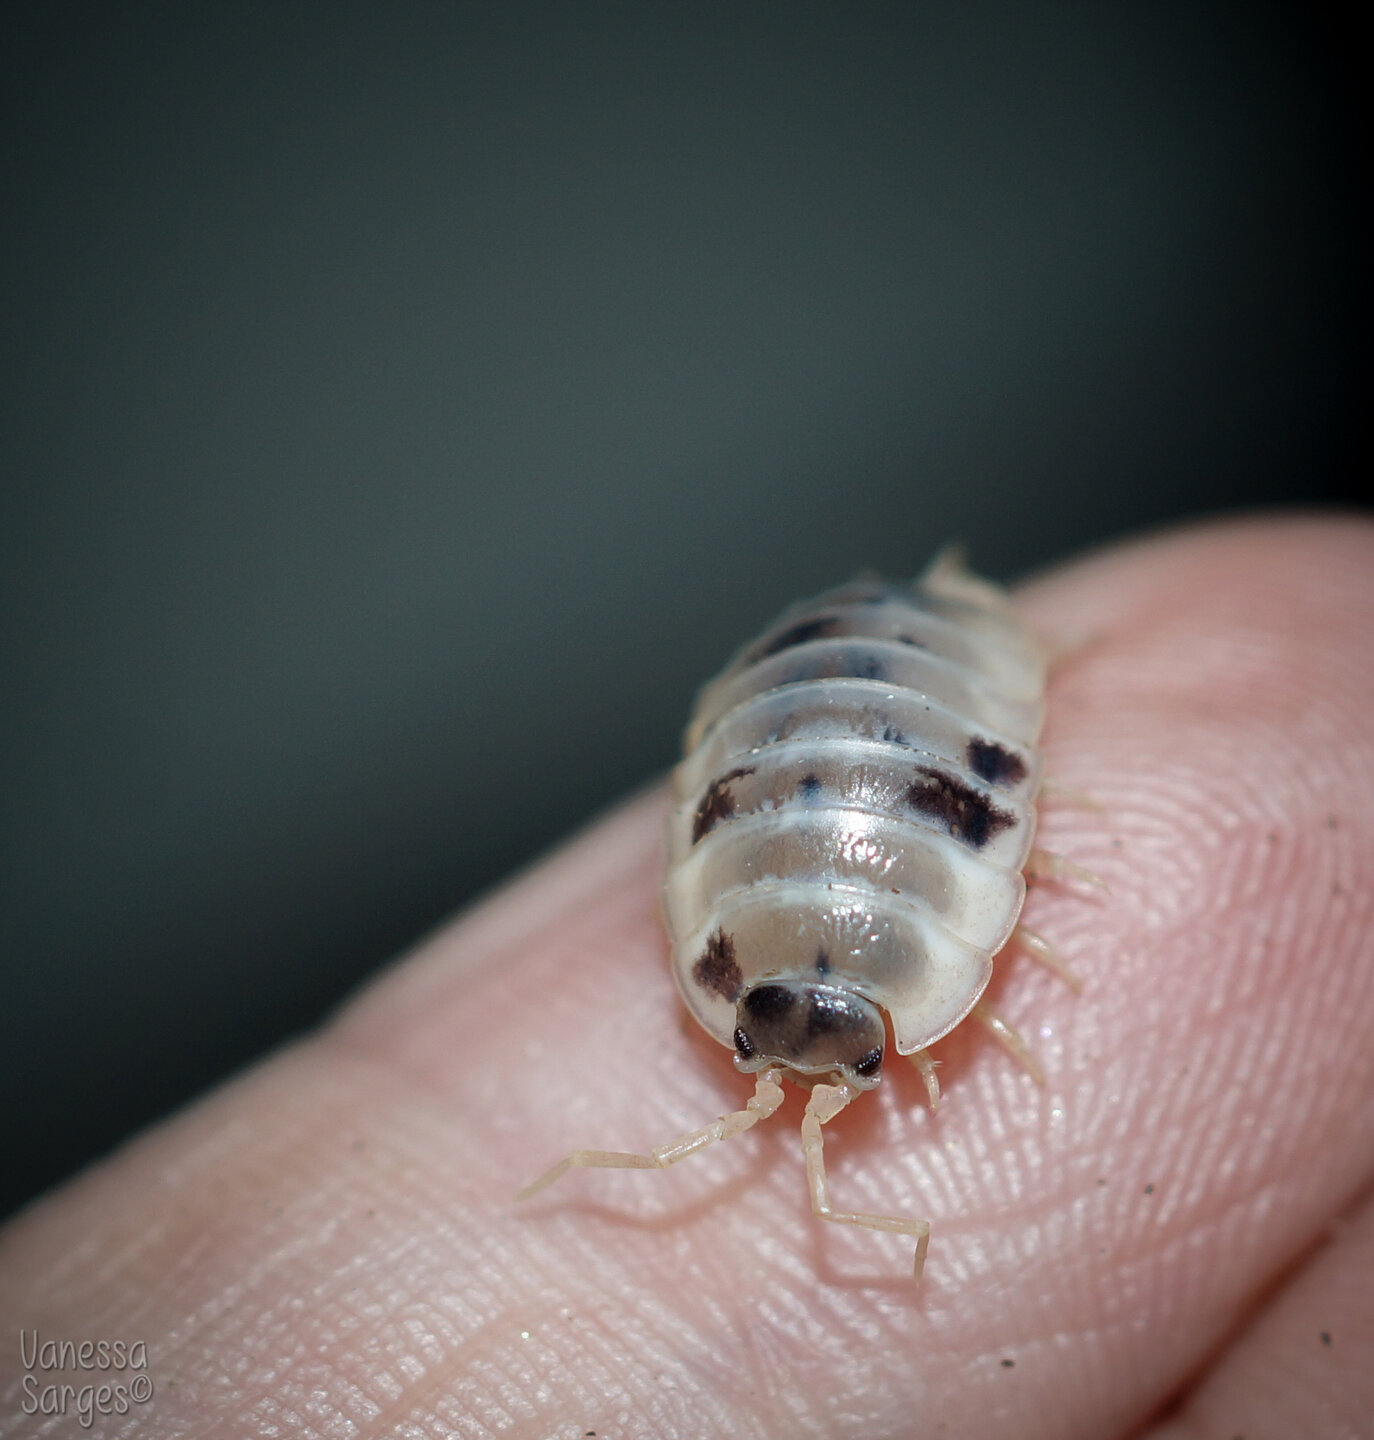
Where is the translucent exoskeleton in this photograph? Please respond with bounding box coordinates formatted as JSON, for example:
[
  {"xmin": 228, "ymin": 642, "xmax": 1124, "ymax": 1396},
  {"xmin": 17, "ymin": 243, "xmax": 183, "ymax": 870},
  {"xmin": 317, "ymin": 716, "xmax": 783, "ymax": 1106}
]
[{"xmin": 519, "ymin": 551, "xmax": 1084, "ymax": 1278}]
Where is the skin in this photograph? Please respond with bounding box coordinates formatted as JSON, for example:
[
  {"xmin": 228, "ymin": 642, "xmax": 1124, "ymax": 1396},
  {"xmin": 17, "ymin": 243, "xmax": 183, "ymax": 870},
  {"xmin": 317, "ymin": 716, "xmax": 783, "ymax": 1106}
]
[{"xmin": 2, "ymin": 514, "xmax": 1371, "ymax": 1440}]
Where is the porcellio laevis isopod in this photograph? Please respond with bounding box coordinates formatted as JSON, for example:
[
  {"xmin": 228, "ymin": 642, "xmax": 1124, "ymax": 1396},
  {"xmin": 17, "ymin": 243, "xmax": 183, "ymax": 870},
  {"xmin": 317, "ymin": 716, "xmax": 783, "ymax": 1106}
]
[{"xmin": 519, "ymin": 550, "xmax": 1089, "ymax": 1278}]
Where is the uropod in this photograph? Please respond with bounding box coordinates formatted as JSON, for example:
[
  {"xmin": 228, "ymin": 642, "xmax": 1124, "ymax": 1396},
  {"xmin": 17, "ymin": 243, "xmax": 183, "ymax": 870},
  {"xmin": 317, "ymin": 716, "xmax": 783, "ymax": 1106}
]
[{"xmin": 519, "ymin": 551, "xmax": 1085, "ymax": 1278}]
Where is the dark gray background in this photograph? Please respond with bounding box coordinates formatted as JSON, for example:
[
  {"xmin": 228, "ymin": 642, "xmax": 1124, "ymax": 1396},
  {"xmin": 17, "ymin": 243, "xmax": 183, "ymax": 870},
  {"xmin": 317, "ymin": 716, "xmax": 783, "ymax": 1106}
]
[{"xmin": 2, "ymin": 2, "xmax": 1363, "ymax": 1218}]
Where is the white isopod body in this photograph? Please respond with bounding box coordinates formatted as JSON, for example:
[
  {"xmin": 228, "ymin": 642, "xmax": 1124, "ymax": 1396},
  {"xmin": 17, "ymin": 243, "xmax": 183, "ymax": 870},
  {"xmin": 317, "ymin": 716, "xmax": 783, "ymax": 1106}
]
[
  {"xmin": 519, "ymin": 551, "xmax": 1069, "ymax": 1278},
  {"xmin": 664, "ymin": 552, "xmax": 1044, "ymax": 1087}
]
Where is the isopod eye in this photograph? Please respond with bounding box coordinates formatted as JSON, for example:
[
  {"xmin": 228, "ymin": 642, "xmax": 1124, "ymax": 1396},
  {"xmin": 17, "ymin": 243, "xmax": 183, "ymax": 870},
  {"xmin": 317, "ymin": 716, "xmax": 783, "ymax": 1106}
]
[
  {"xmin": 853, "ymin": 1046, "xmax": 883, "ymax": 1080},
  {"xmin": 733, "ymin": 1026, "xmax": 756, "ymax": 1060}
]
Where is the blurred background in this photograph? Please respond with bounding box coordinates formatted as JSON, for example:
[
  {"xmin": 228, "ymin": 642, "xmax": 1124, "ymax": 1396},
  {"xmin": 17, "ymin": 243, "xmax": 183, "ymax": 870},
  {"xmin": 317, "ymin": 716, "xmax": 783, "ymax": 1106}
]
[{"xmin": 1, "ymin": 3, "xmax": 1364, "ymax": 1218}]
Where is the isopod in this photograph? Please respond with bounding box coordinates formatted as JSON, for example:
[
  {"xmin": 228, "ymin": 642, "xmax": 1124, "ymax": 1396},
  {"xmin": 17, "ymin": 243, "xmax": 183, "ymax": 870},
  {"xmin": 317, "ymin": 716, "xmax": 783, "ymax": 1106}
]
[{"xmin": 519, "ymin": 550, "xmax": 1080, "ymax": 1277}]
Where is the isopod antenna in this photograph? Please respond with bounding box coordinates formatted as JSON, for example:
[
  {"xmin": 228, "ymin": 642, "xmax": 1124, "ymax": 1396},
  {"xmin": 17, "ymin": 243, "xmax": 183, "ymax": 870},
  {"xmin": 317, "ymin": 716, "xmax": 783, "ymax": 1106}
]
[
  {"xmin": 517, "ymin": 1067, "xmax": 931, "ymax": 1280},
  {"xmin": 515, "ymin": 1067, "xmax": 787, "ymax": 1200}
]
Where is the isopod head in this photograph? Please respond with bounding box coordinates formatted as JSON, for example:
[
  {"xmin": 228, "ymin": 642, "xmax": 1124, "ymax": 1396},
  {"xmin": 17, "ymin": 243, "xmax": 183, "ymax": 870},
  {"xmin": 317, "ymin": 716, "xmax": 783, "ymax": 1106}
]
[{"xmin": 732, "ymin": 980, "xmax": 885, "ymax": 1089}]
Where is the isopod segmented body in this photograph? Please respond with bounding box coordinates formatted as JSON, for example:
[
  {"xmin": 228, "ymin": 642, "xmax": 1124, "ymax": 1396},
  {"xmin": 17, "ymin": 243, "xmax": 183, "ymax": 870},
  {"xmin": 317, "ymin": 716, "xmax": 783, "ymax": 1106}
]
[
  {"xmin": 665, "ymin": 553, "xmax": 1044, "ymax": 1086},
  {"xmin": 520, "ymin": 552, "xmax": 1067, "ymax": 1278}
]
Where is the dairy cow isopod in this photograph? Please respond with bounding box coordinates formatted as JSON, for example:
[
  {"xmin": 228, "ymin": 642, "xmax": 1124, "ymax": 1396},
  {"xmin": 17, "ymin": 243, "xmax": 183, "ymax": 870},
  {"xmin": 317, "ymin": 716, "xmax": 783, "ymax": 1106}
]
[{"xmin": 519, "ymin": 550, "xmax": 1085, "ymax": 1278}]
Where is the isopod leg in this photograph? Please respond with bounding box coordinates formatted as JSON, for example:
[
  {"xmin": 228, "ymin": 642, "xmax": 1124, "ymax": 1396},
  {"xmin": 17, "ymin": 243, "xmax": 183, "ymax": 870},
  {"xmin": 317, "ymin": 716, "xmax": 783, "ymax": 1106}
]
[
  {"xmin": 1027, "ymin": 846, "xmax": 1109, "ymax": 893},
  {"xmin": 515, "ymin": 1067, "xmax": 786, "ymax": 1201},
  {"xmin": 801, "ymin": 1081, "xmax": 931, "ymax": 1281},
  {"xmin": 971, "ymin": 1000, "xmax": 1045, "ymax": 1086},
  {"xmin": 1012, "ymin": 923, "xmax": 1081, "ymax": 993},
  {"xmin": 907, "ymin": 1049, "xmax": 942, "ymax": 1111}
]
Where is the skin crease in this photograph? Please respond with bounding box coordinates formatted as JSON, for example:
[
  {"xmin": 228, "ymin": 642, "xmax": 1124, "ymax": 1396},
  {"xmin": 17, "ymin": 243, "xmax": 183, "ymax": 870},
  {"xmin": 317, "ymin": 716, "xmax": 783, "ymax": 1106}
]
[{"xmin": 1, "ymin": 516, "xmax": 1371, "ymax": 1440}]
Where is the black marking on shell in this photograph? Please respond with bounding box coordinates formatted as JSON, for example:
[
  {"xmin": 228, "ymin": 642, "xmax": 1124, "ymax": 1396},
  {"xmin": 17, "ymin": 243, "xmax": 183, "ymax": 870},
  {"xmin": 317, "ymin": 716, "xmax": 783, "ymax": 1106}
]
[
  {"xmin": 815, "ymin": 948, "xmax": 832, "ymax": 975},
  {"xmin": 806, "ymin": 988, "xmax": 856, "ymax": 1036},
  {"xmin": 967, "ymin": 737, "xmax": 1027, "ymax": 787},
  {"xmin": 742, "ymin": 984, "xmax": 794, "ymax": 1024},
  {"xmin": 905, "ymin": 765, "xmax": 1016, "ymax": 849},
  {"xmin": 798, "ymin": 772, "xmax": 822, "ymax": 798},
  {"xmin": 754, "ymin": 615, "xmax": 838, "ymax": 659},
  {"xmin": 693, "ymin": 930, "xmax": 743, "ymax": 1001},
  {"xmin": 880, "ymin": 723, "xmax": 907, "ymax": 745},
  {"xmin": 692, "ymin": 766, "xmax": 755, "ymax": 842}
]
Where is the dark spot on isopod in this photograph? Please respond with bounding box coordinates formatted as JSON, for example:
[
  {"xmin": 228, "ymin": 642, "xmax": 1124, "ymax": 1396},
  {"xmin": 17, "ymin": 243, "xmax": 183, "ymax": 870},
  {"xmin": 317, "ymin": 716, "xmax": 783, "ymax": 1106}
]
[
  {"xmin": 905, "ymin": 766, "xmax": 1016, "ymax": 849},
  {"xmin": 743, "ymin": 984, "xmax": 795, "ymax": 1024},
  {"xmin": 755, "ymin": 615, "xmax": 838, "ymax": 659},
  {"xmin": 798, "ymin": 772, "xmax": 821, "ymax": 798},
  {"xmin": 815, "ymin": 948, "xmax": 831, "ymax": 975},
  {"xmin": 692, "ymin": 766, "xmax": 755, "ymax": 842},
  {"xmin": 805, "ymin": 988, "xmax": 856, "ymax": 1036},
  {"xmin": 881, "ymin": 723, "xmax": 907, "ymax": 745},
  {"xmin": 1320, "ymin": 1331, "xmax": 1332, "ymax": 1346},
  {"xmin": 967, "ymin": 737, "xmax": 1027, "ymax": 786},
  {"xmin": 743, "ymin": 984, "xmax": 800, "ymax": 1031},
  {"xmin": 895, "ymin": 634, "xmax": 926, "ymax": 648},
  {"xmin": 1000, "ymin": 1358, "xmax": 1015, "ymax": 1369},
  {"xmin": 854, "ymin": 654, "xmax": 887, "ymax": 681},
  {"xmin": 1144, "ymin": 1183, "xmax": 1155, "ymax": 1195},
  {"xmin": 693, "ymin": 930, "xmax": 743, "ymax": 1001}
]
